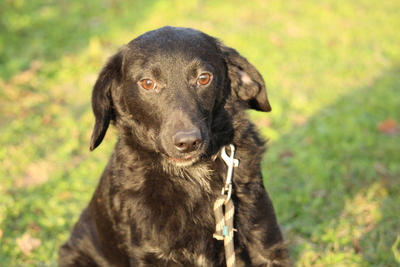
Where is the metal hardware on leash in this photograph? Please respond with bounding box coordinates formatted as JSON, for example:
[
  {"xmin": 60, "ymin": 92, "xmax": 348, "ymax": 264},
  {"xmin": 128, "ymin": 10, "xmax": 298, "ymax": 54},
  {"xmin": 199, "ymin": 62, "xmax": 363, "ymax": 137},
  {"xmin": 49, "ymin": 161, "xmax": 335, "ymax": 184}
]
[{"xmin": 221, "ymin": 144, "xmax": 239, "ymax": 201}]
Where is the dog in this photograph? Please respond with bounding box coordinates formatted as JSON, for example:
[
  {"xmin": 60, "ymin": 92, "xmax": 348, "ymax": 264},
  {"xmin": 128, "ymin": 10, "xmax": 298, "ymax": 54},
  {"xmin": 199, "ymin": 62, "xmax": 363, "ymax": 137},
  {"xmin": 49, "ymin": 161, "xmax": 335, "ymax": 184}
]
[{"xmin": 59, "ymin": 26, "xmax": 291, "ymax": 267}]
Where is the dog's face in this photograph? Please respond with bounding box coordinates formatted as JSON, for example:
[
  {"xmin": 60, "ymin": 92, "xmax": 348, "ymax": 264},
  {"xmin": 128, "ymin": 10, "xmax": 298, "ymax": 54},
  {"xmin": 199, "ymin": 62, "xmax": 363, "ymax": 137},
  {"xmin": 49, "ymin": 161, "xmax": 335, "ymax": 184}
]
[{"xmin": 90, "ymin": 26, "xmax": 271, "ymax": 166}]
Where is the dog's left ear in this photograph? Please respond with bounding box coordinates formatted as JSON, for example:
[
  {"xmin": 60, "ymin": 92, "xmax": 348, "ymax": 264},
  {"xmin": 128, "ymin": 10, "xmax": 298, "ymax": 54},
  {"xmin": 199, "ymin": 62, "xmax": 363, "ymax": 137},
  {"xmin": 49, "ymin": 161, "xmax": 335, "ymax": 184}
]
[{"xmin": 220, "ymin": 45, "xmax": 271, "ymax": 112}]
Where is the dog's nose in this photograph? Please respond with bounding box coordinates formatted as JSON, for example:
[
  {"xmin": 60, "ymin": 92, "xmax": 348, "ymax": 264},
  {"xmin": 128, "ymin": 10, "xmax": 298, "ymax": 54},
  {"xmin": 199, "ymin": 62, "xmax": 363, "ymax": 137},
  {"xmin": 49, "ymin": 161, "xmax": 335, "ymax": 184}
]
[{"xmin": 173, "ymin": 129, "xmax": 202, "ymax": 153}]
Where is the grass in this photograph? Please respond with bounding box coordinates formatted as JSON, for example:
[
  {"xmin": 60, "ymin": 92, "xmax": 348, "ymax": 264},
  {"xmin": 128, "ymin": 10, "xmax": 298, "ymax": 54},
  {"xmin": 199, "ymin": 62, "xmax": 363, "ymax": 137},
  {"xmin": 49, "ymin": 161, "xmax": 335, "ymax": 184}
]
[{"xmin": 1, "ymin": 0, "xmax": 399, "ymax": 266}]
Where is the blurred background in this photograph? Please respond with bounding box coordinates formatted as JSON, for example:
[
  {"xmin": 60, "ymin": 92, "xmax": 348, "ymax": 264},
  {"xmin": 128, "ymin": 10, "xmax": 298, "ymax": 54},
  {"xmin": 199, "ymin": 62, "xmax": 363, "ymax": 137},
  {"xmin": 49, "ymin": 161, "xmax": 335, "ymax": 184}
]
[{"xmin": 1, "ymin": 0, "xmax": 399, "ymax": 266}]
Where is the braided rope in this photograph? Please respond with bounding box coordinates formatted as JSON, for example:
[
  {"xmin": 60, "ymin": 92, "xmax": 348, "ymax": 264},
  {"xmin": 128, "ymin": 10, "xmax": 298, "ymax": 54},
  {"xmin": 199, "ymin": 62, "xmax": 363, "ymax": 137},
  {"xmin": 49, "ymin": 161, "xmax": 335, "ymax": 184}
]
[
  {"xmin": 213, "ymin": 195, "xmax": 236, "ymax": 267},
  {"xmin": 213, "ymin": 196, "xmax": 226, "ymax": 241},
  {"xmin": 224, "ymin": 198, "xmax": 235, "ymax": 267}
]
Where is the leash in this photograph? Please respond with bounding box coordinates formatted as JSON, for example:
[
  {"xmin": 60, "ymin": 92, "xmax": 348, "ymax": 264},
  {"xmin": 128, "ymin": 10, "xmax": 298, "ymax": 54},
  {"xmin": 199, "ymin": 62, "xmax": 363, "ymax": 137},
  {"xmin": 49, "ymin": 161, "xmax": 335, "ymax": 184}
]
[{"xmin": 213, "ymin": 144, "xmax": 239, "ymax": 267}]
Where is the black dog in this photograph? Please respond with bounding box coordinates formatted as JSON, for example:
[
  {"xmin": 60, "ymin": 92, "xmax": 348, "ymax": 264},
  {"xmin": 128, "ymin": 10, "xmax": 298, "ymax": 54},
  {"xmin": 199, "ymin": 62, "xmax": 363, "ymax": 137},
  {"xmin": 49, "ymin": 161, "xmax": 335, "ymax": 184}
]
[{"xmin": 59, "ymin": 26, "xmax": 291, "ymax": 267}]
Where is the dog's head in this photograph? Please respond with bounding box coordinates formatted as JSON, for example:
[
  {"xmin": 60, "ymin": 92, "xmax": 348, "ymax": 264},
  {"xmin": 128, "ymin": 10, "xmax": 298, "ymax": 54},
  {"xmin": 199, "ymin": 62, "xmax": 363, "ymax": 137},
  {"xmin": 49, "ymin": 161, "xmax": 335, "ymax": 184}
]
[{"xmin": 90, "ymin": 26, "xmax": 271, "ymax": 166}]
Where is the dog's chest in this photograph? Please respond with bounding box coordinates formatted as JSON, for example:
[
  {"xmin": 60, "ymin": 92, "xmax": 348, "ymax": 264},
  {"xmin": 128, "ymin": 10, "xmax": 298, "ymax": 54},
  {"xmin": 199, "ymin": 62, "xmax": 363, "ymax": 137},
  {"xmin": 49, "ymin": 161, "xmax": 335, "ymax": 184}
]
[
  {"xmin": 127, "ymin": 167, "xmax": 222, "ymax": 251},
  {"xmin": 109, "ymin": 157, "xmax": 225, "ymax": 264}
]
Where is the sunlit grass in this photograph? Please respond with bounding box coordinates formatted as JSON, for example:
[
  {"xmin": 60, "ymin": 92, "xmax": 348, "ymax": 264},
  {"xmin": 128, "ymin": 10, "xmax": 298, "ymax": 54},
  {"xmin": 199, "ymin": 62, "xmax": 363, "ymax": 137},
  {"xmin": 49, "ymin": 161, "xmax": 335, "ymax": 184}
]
[{"xmin": 1, "ymin": 0, "xmax": 399, "ymax": 266}]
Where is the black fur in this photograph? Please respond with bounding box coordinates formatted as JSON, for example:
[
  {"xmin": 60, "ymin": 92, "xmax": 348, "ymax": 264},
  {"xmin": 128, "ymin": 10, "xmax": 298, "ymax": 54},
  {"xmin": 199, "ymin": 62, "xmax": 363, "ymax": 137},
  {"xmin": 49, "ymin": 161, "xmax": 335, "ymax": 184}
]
[{"xmin": 59, "ymin": 26, "xmax": 291, "ymax": 267}]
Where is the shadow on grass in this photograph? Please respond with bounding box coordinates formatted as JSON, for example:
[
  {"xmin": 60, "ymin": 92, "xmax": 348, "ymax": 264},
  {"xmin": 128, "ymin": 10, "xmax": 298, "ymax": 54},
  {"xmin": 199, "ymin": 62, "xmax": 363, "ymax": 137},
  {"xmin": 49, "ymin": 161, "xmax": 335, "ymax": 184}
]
[{"xmin": 262, "ymin": 66, "xmax": 400, "ymax": 266}]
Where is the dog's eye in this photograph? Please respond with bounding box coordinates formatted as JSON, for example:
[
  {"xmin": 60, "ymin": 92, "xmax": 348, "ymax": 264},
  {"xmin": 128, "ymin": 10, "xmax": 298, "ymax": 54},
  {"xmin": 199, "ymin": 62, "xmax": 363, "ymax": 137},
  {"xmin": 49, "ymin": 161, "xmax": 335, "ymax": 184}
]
[
  {"xmin": 197, "ymin": 73, "xmax": 212, "ymax": 85},
  {"xmin": 139, "ymin": 79, "xmax": 157, "ymax": 90}
]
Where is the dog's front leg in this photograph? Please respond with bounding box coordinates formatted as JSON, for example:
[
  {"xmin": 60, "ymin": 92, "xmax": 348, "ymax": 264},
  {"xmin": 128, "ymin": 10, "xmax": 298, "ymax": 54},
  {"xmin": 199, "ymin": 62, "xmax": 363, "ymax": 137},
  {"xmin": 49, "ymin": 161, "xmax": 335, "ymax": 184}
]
[
  {"xmin": 236, "ymin": 185, "xmax": 292, "ymax": 267},
  {"xmin": 249, "ymin": 192, "xmax": 291, "ymax": 267},
  {"xmin": 246, "ymin": 222, "xmax": 291, "ymax": 267}
]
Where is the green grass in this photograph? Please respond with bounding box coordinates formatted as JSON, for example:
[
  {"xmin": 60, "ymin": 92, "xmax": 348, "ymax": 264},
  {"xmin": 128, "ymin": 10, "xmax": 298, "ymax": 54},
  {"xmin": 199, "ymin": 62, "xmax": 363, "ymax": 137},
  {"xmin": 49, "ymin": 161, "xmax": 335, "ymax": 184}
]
[{"xmin": 1, "ymin": 0, "xmax": 399, "ymax": 266}]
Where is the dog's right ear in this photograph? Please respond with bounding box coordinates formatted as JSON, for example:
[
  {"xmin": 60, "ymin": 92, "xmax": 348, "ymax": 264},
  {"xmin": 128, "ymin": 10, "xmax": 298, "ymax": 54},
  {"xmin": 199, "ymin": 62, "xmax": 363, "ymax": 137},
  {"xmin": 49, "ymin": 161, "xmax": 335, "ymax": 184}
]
[{"xmin": 90, "ymin": 52, "xmax": 123, "ymax": 151}]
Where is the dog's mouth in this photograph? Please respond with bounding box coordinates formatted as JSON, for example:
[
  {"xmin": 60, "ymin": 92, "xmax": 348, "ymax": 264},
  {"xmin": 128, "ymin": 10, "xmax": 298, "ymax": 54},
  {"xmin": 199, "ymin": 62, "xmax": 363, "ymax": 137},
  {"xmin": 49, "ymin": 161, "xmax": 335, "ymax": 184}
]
[
  {"xmin": 169, "ymin": 154, "xmax": 191, "ymax": 161},
  {"xmin": 167, "ymin": 154, "xmax": 199, "ymax": 166}
]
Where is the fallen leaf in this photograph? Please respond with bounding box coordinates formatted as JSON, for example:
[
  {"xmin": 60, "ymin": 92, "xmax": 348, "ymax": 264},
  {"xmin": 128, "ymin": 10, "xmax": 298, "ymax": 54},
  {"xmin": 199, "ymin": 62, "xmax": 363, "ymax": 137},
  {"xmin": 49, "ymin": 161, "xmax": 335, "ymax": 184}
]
[
  {"xmin": 16, "ymin": 162, "xmax": 53, "ymax": 187},
  {"xmin": 377, "ymin": 118, "xmax": 397, "ymax": 135},
  {"xmin": 312, "ymin": 190, "xmax": 326, "ymax": 197},
  {"xmin": 353, "ymin": 238, "xmax": 363, "ymax": 254},
  {"xmin": 28, "ymin": 222, "xmax": 41, "ymax": 234},
  {"xmin": 16, "ymin": 233, "xmax": 41, "ymax": 255},
  {"xmin": 255, "ymin": 117, "xmax": 272, "ymax": 127},
  {"xmin": 292, "ymin": 114, "xmax": 308, "ymax": 126},
  {"xmin": 279, "ymin": 150, "xmax": 294, "ymax": 159},
  {"xmin": 374, "ymin": 162, "xmax": 389, "ymax": 177},
  {"xmin": 11, "ymin": 60, "xmax": 41, "ymax": 85}
]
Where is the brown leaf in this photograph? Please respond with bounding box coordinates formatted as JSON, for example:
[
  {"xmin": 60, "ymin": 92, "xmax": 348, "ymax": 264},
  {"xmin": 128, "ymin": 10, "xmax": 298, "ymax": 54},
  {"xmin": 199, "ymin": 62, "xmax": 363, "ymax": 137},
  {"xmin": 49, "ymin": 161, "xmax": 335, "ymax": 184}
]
[
  {"xmin": 28, "ymin": 222, "xmax": 41, "ymax": 234},
  {"xmin": 377, "ymin": 118, "xmax": 398, "ymax": 135},
  {"xmin": 353, "ymin": 238, "xmax": 363, "ymax": 254},
  {"xmin": 11, "ymin": 60, "xmax": 41, "ymax": 85},
  {"xmin": 16, "ymin": 162, "xmax": 52, "ymax": 187},
  {"xmin": 255, "ymin": 117, "xmax": 272, "ymax": 127},
  {"xmin": 279, "ymin": 150, "xmax": 294, "ymax": 159},
  {"xmin": 292, "ymin": 114, "xmax": 307, "ymax": 126},
  {"xmin": 16, "ymin": 233, "xmax": 41, "ymax": 255}
]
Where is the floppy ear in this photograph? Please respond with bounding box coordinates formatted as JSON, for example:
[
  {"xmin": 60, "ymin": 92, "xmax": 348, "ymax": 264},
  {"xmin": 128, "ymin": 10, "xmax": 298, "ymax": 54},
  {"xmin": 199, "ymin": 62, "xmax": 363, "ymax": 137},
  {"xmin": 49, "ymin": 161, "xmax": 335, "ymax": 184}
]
[
  {"xmin": 220, "ymin": 45, "xmax": 271, "ymax": 112},
  {"xmin": 90, "ymin": 52, "xmax": 123, "ymax": 151}
]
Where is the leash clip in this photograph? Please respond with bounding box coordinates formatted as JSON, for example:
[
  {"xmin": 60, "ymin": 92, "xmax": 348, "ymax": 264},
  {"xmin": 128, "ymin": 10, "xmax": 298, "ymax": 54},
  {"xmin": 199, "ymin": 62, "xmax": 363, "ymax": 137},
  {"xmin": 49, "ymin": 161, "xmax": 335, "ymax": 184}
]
[{"xmin": 221, "ymin": 144, "xmax": 239, "ymax": 200}]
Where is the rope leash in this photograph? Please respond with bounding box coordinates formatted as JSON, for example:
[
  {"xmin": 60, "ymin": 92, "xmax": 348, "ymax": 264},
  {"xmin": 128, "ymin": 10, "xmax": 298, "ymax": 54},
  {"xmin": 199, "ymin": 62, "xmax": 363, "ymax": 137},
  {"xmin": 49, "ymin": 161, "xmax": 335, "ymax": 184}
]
[
  {"xmin": 213, "ymin": 195, "xmax": 236, "ymax": 267},
  {"xmin": 213, "ymin": 144, "xmax": 239, "ymax": 267}
]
